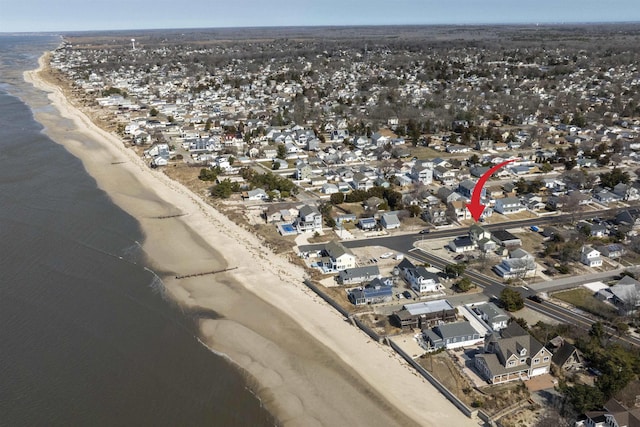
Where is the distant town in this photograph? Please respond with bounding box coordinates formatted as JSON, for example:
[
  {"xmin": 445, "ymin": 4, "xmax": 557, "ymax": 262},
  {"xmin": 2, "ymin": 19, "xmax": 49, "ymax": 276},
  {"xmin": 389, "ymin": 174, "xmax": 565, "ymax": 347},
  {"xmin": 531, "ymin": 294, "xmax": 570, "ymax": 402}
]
[{"xmin": 47, "ymin": 25, "xmax": 640, "ymax": 427}]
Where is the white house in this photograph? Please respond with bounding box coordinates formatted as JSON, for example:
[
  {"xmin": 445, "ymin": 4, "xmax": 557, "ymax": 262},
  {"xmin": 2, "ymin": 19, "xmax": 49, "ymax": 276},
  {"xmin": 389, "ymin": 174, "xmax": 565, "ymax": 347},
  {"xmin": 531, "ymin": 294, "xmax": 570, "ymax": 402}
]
[
  {"xmin": 244, "ymin": 188, "xmax": 268, "ymax": 201},
  {"xmin": 493, "ymin": 249, "xmax": 537, "ymax": 279},
  {"xmin": 323, "ymin": 241, "xmax": 357, "ymax": 271},
  {"xmin": 396, "ymin": 258, "xmax": 443, "ymax": 293},
  {"xmin": 581, "ymin": 246, "xmax": 603, "ymax": 267},
  {"xmin": 381, "ymin": 212, "xmax": 401, "ymax": 230},
  {"xmin": 411, "ymin": 164, "xmax": 433, "ymax": 184},
  {"xmin": 296, "ymin": 205, "xmax": 323, "ymax": 233},
  {"xmin": 494, "ymin": 197, "xmax": 525, "ymax": 215}
]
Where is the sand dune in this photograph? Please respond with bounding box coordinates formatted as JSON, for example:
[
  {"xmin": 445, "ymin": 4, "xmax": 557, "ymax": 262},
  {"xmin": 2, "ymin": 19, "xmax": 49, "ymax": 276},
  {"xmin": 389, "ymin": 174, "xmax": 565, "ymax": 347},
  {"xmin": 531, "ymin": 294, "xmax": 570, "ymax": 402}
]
[{"xmin": 25, "ymin": 54, "xmax": 476, "ymax": 427}]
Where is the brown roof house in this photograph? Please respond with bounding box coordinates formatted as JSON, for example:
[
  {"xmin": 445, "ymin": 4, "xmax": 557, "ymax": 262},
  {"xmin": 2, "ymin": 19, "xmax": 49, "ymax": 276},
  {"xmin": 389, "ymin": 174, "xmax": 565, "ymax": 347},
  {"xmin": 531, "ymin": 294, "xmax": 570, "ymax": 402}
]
[
  {"xmin": 551, "ymin": 341, "xmax": 583, "ymax": 372},
  {"xmin": 474, "ymin": 322, "xmax": 551, "ymax": 384}
]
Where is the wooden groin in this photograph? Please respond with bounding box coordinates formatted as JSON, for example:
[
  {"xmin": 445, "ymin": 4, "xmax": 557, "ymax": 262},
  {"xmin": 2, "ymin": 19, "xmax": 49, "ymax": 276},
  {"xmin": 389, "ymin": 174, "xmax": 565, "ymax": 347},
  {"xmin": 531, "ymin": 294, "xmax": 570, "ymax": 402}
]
[
  {"xmin": 152, "ymin": 213, "xmax": 187, "ymax": 219},
  {"xmin": 175, "ymin": 266, "xmax": 238, "ymax": 279}
]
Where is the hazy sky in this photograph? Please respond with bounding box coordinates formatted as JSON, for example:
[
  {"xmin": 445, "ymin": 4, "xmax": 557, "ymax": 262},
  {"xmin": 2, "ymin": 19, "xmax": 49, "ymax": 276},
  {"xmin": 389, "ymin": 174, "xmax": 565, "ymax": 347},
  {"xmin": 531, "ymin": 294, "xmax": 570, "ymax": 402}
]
[{"xmin": 2, "ymin": 0, "xmax": 640, "ymax": 32}]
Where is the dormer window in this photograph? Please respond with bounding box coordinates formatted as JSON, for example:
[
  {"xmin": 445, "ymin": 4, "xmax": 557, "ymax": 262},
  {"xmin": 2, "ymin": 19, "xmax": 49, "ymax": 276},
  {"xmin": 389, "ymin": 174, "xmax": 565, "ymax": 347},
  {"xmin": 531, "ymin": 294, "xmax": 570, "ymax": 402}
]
[{"xmin": 520, "ymin": 348, "xmax": 527, "ymax": 356}]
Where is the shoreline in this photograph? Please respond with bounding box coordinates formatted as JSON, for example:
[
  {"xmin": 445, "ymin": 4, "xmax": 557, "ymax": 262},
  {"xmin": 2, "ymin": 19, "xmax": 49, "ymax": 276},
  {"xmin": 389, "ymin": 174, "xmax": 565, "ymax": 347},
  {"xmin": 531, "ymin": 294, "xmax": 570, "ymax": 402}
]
[{"xmin": 25, "ymin": 52, "xmax": 476, "ymax": 426}]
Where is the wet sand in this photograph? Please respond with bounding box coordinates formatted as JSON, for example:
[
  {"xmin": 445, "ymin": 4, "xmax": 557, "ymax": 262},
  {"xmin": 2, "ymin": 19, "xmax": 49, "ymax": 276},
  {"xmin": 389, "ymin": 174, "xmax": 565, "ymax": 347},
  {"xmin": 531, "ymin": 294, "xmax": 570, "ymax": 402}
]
[{"xmin": 25, "ymin": 54, "xmax": 477, "ymax": 427}]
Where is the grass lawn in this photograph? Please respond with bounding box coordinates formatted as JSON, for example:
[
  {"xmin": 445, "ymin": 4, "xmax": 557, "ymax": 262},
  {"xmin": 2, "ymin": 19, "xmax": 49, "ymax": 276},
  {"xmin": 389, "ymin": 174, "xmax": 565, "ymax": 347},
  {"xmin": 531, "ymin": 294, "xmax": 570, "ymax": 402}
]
[{"xmin": 553, "ymin": 288, "xmax": 618, "ymax": 319}]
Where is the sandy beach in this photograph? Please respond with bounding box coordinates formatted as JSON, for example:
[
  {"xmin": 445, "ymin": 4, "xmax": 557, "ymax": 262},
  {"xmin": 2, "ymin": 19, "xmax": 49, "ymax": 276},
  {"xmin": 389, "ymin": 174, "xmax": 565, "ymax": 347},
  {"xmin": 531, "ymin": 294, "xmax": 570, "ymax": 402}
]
[{"xmin": 24, "ymin": 54, "xmax": 476, "ymax": 427}]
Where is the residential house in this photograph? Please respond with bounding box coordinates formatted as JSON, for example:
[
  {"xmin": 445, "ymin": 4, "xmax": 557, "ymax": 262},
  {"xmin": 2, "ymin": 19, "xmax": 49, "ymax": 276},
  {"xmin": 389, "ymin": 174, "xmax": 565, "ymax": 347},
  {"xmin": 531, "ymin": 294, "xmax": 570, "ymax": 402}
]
[
  {"xmin": 448, "ymin": 236, "xmax": 476, "ymax": 253},
  {"xmin": 423, "ymin": 205, "xmax": 448, "ymax": 226},
  {"xmin": 469, "ymin": 224, "xmax": 496, "ymax": 252},
  {"xmin": 295, "ymin": 205, "xmax": 323, "ymax": 233},
  {"xmin": 581, "ymin": 245, "xmax": 603, "ymax": 267},
  {"xmin": 296, "ymin": 164, "xmax": 312, "ymax": 180},
  {"xmin": 449, "ymin": 200, "xmax": 472, "ymax": 222},
  {"xmin": 433, "ymin": 165, "xmax": 456, "ymax": 185},
  {"xmin": 243, "ymin": 188, "xmax": 268, "ymax": 201},
  {"xmin": 470, "ymin": 165, "xmax": 490, "ymax": 178},
  {"xmin": 358, "ymin": 217, "xmax": 378, "ymax": 230},
  {"xmin": 349, "ymin": 278, "xmax": 394, "ymax": 305},
  {"xmin": 551, "ymin": 342, "xmax": 583, "ymax": 372},
  {"xmin": 337, "ymin": 266, "xmax": 381, "ymax": 285},
  {"xmin": 596, "ymin": 244, "xmax": 625, "ymax": 259},
  {"xmin": 476, "ymin": 139, "xmax": 494, "ymax": 151},
  {"xmin": 494, "ymin": 197, "xmax": 525, "ymax": 215},
  {"xmin": 578, "ymin": 221, "xmax": 608, "ymax": 238},
  {"xmin": 596, "ymin": 275, "xmax": 640, "ymax": 315},
  {"xmin": 613, "ymin": 182, "xmax": 640, "ymax": 201},
  {"xmin": 522, "ymin": 194, "xmax": 546, "ymax": 211},
  {"xmin": 575, "ymin": 399, "xmax": 640, "ymax": 427},
  {"xmin": 457, "ymin": 179, "xmax": 482, "ymax": 199},
  {"xmin": 381, "ymin": 212, "xmax": 401, "ymax": 230},
  {"xmin": 493, "ymin": 249, "xmax": 536, "ymax": 279},
  {"xmin": 321, "ymin": 183, "xmax": 339, "ymax": 194},
  {"xmin": 474, "ymin": 322, "xmax": 552, "ymax": 384},
  {"xmin": 391, "ymin": 300, "xmax": 457, "ymax": 330},
  {"xmin": 615, "ymin": 208, "xmax": 640, "ymax": 230},
  {"xmin": 423, "ymin": 321, "xmax": 482, "ymax": 351},
  {"xmin": 322, "ymin": 241, "xmax": 356, "ymax": 271},
  {"xmin": 411, "ymin": 163, "xmax": 433, "ymax": 184},
  {"xmin": 472, "ymin": 302, "xmax": 510, "ymax": 331},
  {"xmin": 491, "ymin": 230, "xmax": 522, "ymax": 248},
  {"xmin": 396, "ymin": 258, "xmax": 443, "ymax": 293},
  {"xmin": 446, "ymin": 144, "xmax": 471, "ymax": 153},
  {"xmin": 351, "ymin": 172, "xmax": 373, "ymax": 190},
  {"xmin": 593, "ymin": 188, "xmax": 621, "ymax": 205}
]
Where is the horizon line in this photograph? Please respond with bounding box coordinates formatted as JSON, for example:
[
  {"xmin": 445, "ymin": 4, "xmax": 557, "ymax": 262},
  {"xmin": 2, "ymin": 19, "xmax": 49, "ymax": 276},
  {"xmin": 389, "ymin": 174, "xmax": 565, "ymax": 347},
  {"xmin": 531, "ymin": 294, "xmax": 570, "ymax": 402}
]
[{"xmin": 2, "ymin": 20, "xmax": 640, "ymax": 36}]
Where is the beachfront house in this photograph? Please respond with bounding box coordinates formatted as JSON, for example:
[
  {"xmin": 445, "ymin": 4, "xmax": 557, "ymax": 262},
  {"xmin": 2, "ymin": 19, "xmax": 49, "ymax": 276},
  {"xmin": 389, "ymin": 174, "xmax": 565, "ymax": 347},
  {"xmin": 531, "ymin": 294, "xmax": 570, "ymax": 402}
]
[
  {"xmin": 348, "ymin": 278, "xmax": 394, "ymax": 305},
  {"xmin": 474, "ymin": 322, "xmax": 551, "ymax": 384},
  {"xmin": 423, "ymin": 321, "xmax": 482, "ymax": 351},
  {"xmin": 337, "ymin": 266, "xmax": 381, "ymax": 285},
  {"xmin": 396, "ymin": 258, "xmax": 443, "ymax": 293},
  {"xmin": 322, "ymin": 241, "xmax": 356, "ymax": 271},
  {"xmin": 295, "ymin": 205, "xmax": 323, "ymax": 233}
]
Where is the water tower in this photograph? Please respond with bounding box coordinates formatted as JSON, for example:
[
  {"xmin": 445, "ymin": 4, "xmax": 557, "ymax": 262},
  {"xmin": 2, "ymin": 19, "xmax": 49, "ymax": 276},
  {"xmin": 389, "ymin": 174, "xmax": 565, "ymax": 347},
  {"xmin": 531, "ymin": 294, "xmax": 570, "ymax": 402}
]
[{"xmin": 131, "ymin": 38, "xmax": 136, "ymax": 51}]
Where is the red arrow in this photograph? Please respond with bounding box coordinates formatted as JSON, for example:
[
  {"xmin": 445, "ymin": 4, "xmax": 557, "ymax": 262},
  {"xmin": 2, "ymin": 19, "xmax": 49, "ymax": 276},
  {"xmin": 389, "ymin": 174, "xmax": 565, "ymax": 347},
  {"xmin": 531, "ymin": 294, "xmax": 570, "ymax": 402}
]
[{"xmin": 466, "ymin": 159, "xmax": 518, "ymax": 222}]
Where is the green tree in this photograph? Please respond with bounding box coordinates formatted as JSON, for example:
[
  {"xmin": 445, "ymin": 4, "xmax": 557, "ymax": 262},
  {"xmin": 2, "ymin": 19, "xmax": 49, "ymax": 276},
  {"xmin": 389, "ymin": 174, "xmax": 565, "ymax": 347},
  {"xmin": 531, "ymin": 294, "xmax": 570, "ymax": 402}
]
[
  {"xmin": 272, "ymin": 161, "xmax": 281, "ymax": 170},
  {"xmin": 445, "ymin": 263, "xmax": 466, "ymax": 278},
  {"xmin": 198, "ymin": 168, "xmax": 219, "ymax": 182},
  {"xmin": 600, "ymin": 167, "xmax": 630, "ymax": 188},
  {"xmin": 455, "ymin": 277, "xmax": 473, "ymax": 292},
  {"xmin": 540, "ymin": 162, "xmax": 553, "ymax": 173},
  {"xmin": 330, "ymin": 192, "xmax": 345, "ymax": 205},
  {"xmin": 276, "ymin": 144, "xmax": 287, "ymax": 160},
  {"xmin": 211, "ymin": 179, "xmax": 233, "ymax": 198},
  {"xmin": 149, "ymin": 107, "xmax": 159, "ymax": 117},
  {"xmin": 407, "ymin": 205, "xmax": 422, "ymax": 217},
  {"xmin": 500, "ymin": 288, "xmax": 524, "ymax": 312}
]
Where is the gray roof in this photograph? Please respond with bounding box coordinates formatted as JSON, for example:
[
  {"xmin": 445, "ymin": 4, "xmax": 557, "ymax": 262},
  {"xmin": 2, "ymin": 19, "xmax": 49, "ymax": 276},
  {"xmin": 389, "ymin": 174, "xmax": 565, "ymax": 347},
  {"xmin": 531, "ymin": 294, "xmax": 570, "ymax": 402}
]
[
  {"xmin": 476, "ymin": 303, "xmax": 509, "ymax": 324},
  {"xmin": 298, "ymin": 204, "xmax": 320, "ymax": 217},
  {"xmin": 404, "ymin": 300, "xmax": 454, "ymax": 316},
  {"xmin": 324, "ymin": 240, "xmax": 354, "ymax": 259},
  {"xmin": 337, "ymin": 266, "xmax": 380, "ymax": 282},
  {"xmin": 491, "ymin": 229, "xmax": 520, "ymax": 243},
  {"xmin": 431, "ymin": 321, "xmax": 478, "ymax": 340}
]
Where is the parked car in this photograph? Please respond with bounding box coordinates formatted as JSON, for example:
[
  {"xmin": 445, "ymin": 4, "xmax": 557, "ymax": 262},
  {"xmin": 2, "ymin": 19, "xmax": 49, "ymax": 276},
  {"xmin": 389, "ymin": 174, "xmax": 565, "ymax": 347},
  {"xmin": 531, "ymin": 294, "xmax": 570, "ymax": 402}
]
[
  {"xmin": 527, "ymin": 295, "xmax": 544, "ymax": 303},
  {"xmin": 454, "ymin": 254, "xmax": 465, "ymax": 261},
  {"xmin": 419, "ymin": 229, "xmax": 431, "ymax": 234},
  {"xmin": 402, "ymin": 291, "xmax": 412, "ymax": 299}
]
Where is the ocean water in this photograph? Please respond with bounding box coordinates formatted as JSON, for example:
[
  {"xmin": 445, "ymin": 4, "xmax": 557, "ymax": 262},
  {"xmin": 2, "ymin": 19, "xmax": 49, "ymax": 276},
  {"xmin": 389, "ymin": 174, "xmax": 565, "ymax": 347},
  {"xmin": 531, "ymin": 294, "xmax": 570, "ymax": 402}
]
[{"xmin": 0, "ymin": 34, "xmax": 273, "ymax": 426}]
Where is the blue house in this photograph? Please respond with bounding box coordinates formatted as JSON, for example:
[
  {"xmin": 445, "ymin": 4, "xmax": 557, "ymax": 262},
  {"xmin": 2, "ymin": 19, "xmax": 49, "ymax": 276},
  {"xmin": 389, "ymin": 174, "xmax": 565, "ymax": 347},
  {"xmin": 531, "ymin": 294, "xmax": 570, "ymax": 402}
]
[{"xmin": 349, "ymin": 278, "xmax": 393, "ymax": 305}]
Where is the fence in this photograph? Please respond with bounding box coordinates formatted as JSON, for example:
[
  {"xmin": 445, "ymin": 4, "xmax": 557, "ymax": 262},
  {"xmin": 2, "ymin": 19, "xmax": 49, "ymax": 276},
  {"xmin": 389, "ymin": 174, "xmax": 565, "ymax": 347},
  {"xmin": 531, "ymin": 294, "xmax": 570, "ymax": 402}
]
[
  {"xmin": 302, "ymin": 279, "xmax": 494, "ymax": 424},
  {"xmin": 386, "ymin": 338, "xmax": 478, "ymax": 419}
]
